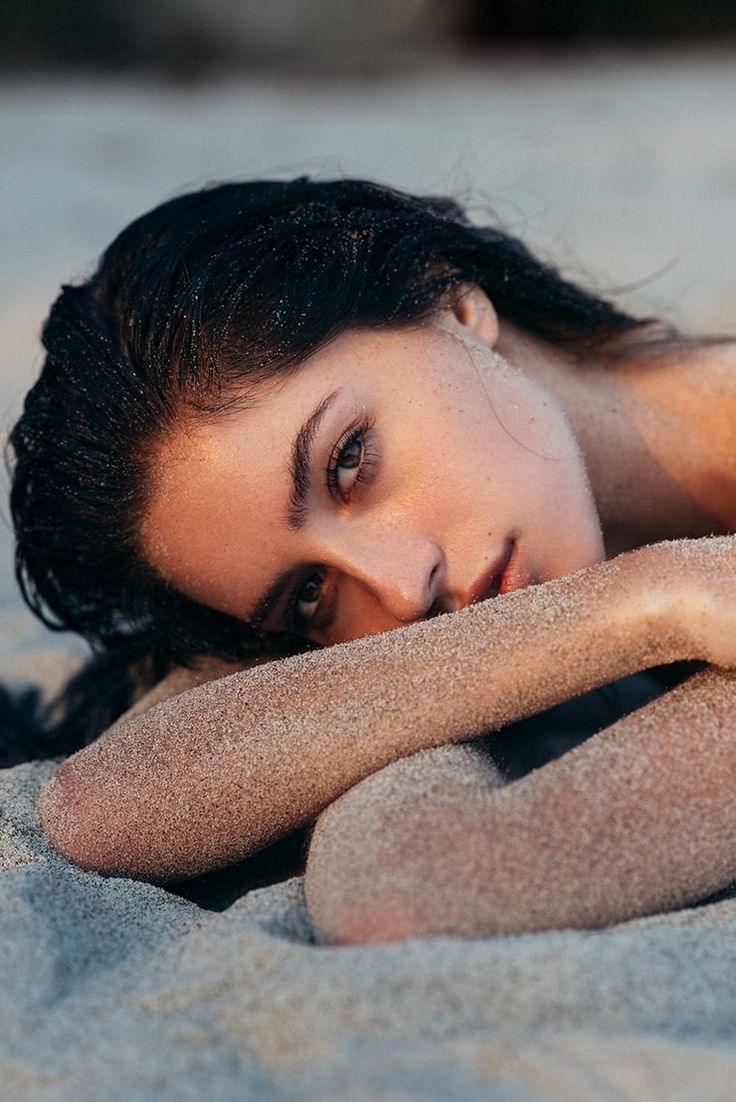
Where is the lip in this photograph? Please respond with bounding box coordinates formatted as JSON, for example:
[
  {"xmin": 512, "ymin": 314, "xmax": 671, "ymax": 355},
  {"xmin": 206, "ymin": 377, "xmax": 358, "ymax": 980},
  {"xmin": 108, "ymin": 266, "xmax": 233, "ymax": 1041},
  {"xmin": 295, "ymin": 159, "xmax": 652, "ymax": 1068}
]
[{"xmin": 467, "ymin": 540, "xmax": 515, "ymax": 606}]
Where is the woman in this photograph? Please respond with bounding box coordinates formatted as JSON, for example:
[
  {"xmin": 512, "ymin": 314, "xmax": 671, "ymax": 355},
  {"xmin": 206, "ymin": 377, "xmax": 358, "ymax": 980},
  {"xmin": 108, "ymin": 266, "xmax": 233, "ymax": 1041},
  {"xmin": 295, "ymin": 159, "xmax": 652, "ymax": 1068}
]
[{"xmin": 10, "ymin": 177, "xmax": 736, "ymax": 943}]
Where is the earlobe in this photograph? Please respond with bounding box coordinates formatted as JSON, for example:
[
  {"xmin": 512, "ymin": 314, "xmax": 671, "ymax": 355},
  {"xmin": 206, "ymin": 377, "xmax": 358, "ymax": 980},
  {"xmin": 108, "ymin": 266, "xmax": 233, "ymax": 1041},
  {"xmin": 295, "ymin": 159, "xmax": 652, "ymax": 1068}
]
[{"xmin": 450, "ymin": 286, "xmax": 499, "ymax": 349}]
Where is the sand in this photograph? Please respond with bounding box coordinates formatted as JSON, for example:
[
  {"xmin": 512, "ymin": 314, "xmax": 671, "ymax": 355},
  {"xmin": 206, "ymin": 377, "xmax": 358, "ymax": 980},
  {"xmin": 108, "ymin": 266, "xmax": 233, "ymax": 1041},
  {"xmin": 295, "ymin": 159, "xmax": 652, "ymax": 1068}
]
[{"xmin": 5, "ymin": 629, "xmax": 736, "ymax": 1099}]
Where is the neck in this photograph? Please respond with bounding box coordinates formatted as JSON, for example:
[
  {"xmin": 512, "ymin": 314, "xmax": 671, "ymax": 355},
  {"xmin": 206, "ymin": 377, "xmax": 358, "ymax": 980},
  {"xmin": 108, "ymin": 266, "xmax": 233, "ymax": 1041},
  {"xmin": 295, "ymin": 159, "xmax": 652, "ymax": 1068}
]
[{"xmin": 496, "ymin": 323, "xmax": 735, "ymax": 557}]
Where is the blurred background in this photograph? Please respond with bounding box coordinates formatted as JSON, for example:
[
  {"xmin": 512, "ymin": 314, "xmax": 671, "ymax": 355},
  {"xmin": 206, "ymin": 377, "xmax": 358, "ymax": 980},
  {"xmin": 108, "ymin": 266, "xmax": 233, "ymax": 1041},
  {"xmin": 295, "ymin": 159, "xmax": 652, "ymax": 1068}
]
[{"xmin": 1, "ymin": 1, "xmax": 735, "ymax": 656}]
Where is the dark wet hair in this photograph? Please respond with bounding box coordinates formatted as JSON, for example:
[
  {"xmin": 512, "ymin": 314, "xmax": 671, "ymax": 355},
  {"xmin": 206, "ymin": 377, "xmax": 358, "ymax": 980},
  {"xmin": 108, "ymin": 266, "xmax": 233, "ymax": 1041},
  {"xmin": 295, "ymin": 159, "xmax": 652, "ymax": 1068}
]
[{"xmin": 6, "ymin": 176, "xmax": 658, "ymax": 763}]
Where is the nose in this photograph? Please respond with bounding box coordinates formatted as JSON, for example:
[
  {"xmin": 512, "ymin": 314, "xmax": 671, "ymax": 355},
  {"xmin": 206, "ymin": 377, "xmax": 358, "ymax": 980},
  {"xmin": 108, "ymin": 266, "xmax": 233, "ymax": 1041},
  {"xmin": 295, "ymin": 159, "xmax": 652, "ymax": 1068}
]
[{"xmin": 317, "ymin": 524, "xmax": 446, "ymax": 624}]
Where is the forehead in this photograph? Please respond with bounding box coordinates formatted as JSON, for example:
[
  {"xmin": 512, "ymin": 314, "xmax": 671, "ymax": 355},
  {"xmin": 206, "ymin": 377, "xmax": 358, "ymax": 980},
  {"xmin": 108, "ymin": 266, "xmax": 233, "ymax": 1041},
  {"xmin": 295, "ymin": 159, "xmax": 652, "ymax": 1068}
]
[{"xmin": 140, "ymin": 374, "xmax": 315, "ymax": 617}]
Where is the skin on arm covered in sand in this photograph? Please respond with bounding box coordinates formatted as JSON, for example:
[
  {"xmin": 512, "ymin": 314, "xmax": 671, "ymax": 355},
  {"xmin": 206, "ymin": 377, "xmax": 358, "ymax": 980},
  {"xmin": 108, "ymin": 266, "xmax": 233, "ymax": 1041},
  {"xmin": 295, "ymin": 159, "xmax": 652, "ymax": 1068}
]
[
  {"xmin": 38, "ymin": 536, "xmax": 736, "ymax": 897},
  {"xmin": 305, "ymin": 665, "xmax": 736, "ymax": 944}
]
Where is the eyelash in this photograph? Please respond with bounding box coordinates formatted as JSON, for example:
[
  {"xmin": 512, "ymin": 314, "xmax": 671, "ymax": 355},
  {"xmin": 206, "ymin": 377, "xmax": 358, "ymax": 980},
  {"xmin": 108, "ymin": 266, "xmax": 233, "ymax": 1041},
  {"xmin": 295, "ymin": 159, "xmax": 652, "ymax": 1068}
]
[
  {"xmin": 325, "ymin": 416, "xmax": 377, "ymax": 502},
  {"xmin": 283, "ymin": 417, "xmax": 378, "ymax": 633}
]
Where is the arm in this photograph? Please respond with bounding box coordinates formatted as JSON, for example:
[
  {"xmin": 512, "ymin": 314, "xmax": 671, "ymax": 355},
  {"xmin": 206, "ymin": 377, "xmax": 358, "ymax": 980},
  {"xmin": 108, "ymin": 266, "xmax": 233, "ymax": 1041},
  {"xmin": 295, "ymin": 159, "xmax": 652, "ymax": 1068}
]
[
  {"xmin": 36, "ymin": 540, "xmax": 727, "ymax": 882},
  {"xmin": 305, "ymin": 665, "xmax": 736, "ymax": 943},
  {"xmin": 118, "ymin": 654, "xmax": 262, "ymax": 723}
]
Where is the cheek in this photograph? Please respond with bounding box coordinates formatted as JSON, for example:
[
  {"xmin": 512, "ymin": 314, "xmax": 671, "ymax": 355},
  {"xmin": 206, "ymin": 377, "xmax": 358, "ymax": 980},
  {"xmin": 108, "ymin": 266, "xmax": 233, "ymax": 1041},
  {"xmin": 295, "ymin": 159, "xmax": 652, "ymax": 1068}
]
[
  {"xmin": 476, "ymin": 376, "xmax": 588, "ymax": 509},
  {"xmin": 452, "ymin": 382, "xmax": 597, "ymax": 550},
  {"xmin": 483, "ymin": 372, "xmax": 573, "ymax": 466},
  {"xmin": 314, "ymin": 578, "xmax": 402, "ymax": 645},
  {"xmin": 439, "ymin": 398, "xmax": 570, "ymax": 517},
  {"xmin": 446, "ymin": 338, "xmax": 574, "ymax": 466}
]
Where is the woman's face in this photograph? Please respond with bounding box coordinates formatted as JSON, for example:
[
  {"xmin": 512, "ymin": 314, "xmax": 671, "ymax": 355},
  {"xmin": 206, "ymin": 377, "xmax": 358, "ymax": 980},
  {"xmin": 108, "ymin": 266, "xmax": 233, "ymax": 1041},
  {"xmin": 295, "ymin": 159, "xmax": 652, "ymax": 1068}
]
[{"xmin": 142, "ymin": 289, "xmax": 605, "ymax": 647}]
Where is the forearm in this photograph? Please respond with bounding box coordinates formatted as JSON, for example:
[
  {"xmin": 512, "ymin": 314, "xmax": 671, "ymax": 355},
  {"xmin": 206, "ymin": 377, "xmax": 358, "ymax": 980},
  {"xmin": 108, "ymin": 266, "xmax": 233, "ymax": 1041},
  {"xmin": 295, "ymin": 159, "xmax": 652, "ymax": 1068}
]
[
  {"xmin": 307, "ymin": 666, "xmax": 736, "ymax": 943},
  {"xmin": 39, "ymin": 549, "xmax": 680, "ymax": 881}
]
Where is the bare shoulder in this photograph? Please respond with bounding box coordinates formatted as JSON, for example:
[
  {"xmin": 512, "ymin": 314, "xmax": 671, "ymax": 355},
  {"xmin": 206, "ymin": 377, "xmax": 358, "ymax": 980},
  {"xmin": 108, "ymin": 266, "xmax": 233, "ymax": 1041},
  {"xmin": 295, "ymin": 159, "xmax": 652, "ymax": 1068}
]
[
  {"xmin": 634, "ymin": 339, "xmax": 736, "ymax": 528},
  {"xmin": 683, "ymin": 341, "xmax": 736, "ymax": 489},
  {"xmin": 674, "ymin": 340, "xmax": 736, "ymax": 414}
]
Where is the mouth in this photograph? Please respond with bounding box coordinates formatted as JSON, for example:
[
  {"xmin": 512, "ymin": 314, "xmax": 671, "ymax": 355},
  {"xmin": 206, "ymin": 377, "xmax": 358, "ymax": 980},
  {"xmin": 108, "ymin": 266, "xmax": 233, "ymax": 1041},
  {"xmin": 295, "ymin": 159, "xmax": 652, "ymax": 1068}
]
[{"xmin": 467, "ymin": 539, "xmax": 516, "ymax": 606}]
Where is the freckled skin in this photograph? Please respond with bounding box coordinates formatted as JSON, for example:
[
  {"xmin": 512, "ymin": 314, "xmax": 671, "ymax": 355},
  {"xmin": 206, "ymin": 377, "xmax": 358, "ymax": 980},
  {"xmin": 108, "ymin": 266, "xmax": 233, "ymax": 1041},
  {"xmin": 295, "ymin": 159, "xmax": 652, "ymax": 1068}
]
[
  {"xmin": 141, "ymin": 291, "xmax": 605, "ymax": 645},
  {"xmin": 39, "ymin": 288, "xmax": 736, "ymax": 943}
]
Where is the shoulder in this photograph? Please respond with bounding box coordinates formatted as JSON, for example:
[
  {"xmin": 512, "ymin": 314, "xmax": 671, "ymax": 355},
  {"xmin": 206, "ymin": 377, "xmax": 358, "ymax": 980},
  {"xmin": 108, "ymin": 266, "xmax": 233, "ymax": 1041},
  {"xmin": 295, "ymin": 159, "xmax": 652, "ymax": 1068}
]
[
  {"xmin": 678, "ymin": 340, "xmax": 736, "ymax": 448},
  {"xmin": 630, "ymin": 338, "xmax": 736, "ymax": 447}
]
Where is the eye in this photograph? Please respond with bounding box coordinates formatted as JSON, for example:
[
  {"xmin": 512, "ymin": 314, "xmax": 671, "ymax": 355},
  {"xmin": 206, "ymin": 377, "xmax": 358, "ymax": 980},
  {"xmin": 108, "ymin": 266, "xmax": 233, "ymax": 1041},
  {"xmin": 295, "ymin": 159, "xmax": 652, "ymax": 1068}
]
[
  {"xmin": 326, "ymin": 418, "xmax": 376, "ymax": 504},
  {"xmin": 285, "ymin": 570, "xmax": 325, "ymax": 630}
]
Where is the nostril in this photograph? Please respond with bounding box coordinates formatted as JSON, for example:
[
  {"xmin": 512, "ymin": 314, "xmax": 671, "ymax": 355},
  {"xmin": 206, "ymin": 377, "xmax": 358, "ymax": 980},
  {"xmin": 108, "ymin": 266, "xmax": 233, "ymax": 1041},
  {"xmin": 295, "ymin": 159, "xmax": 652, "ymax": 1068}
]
[
  {"xmin": 425, "ymin": 598, "xmax": 448, "ymax": 620},
  {"xmin": 425, "ymin": 563, "xmax": 440, "ymax": 617}
]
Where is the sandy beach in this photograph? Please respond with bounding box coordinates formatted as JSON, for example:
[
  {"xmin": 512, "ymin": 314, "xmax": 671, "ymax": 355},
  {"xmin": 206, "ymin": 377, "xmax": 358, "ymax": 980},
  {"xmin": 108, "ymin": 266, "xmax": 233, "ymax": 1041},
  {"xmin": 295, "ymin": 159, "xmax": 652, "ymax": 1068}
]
[{"xmin": 2, "ymin": 51, "xmax": 736, "ymax": 1098}]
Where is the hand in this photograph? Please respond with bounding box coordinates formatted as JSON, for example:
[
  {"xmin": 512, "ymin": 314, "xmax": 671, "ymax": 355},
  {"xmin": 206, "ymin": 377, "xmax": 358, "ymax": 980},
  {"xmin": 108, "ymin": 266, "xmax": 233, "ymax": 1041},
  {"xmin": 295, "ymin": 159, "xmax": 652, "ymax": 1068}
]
[{"xmin": 629, "ymin": 536, "xmax": 736, "ymax": 668}]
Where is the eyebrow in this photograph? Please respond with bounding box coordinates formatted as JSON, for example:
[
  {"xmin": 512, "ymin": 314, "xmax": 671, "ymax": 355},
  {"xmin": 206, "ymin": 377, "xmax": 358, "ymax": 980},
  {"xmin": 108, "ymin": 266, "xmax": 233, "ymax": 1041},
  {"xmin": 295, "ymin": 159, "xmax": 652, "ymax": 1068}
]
[
  {"xmin": 287, "ymin": 389, "xmax": 341, "ymax": 531},
  {"xmin": 248, "ymin": 388, "xmax": 341, "ymax": 629}
]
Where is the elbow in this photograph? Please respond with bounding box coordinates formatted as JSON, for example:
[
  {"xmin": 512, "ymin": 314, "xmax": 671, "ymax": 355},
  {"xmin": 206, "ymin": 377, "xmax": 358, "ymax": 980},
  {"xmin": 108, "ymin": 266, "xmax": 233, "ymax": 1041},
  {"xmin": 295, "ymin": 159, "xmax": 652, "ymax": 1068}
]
[
  {"xmin": 304, "ymin": 815, "xmax": 437, "ymax": 946},
  {"xmin": 38, "ymin": 760, "xmax": 137, "ymax": 879},
  {"xmin": 38, "ymin": 759, "xmax": 208, "ymax": 885},
  {"xmin": 305, "ymin": 875, "xmax": 426, "ymax": 947}
]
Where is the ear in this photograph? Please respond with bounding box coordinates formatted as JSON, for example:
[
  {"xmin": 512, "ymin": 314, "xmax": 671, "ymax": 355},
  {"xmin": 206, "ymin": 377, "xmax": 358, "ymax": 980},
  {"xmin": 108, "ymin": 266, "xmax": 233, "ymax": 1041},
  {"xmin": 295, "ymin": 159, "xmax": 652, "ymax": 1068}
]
[{"xmin": 449, "ymin": 285, "xmax": 499, "ymax": 348}]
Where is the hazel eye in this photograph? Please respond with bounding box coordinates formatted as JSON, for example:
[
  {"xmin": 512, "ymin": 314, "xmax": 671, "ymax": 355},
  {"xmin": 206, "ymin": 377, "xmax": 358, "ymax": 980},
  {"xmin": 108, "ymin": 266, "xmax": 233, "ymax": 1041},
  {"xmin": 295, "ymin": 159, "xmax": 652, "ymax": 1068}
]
[
  {"xmin": 326, "ymin": 417, "xmax": 377, "ymax": 505},
  {"xmin": 335, "ymin": 435, "xmax": 363, "ymax": 497},
  {"xmin": 339, "ymin": 431, "xmax": 361, "ymax": 480},
  {"xmin": 294, "ymin": 571, "xmax": 324, "ymax": 624},
  {"xmin": 341, "ymin": 436, "xmax": 362, "ymax": 468}
]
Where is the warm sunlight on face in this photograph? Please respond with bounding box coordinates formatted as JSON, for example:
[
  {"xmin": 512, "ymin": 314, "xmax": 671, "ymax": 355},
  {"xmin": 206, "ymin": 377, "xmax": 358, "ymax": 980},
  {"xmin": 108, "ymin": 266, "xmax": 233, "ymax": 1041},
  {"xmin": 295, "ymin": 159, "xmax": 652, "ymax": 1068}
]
[{"xmin": 141, "ymin": 290, "xmax": 605, "ymax": 647}]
